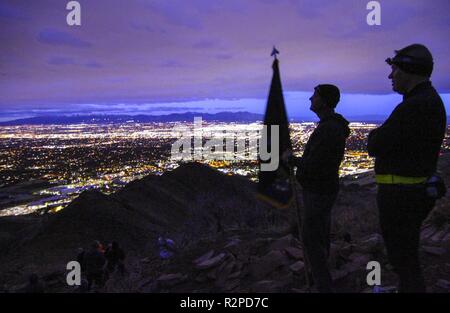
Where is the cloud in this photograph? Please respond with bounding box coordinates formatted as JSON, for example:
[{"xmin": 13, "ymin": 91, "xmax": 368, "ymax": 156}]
[
  {"xmin": 48, "ymin": 57, "xmax": 76, "ymax": 66},
  {"xmin": 0, "ymin": 2, "xmax": 28, "ymax": 20},
  {"xmin": 130, "ymin": 22, "xmax": 154, "ymax": 32},
  {"xmin": 144, "ymin": 1, "xmax": 204, "ymax": 30},
  {"xmin": 38, "ymin": 28, "xmax": 92, "ymax": 48},
  {"xmin": 160, "ymin": 60, "xmax": 184, "ymax": 68},
  {"xmin": 216, "ymin": 54, "xmax": 233, "ymax": 60},
  {"xmin": 192, "ymin": 40, "xmax": 217, "ymax": 49},
  {"xmin": 1, "ymin": 0, "xmax": 449, "ymax": 112},
  {"xmin": 47, "ymin": 56, "xmax": 102, "ymax": 69},
  {"xmin": 84, "ymin": 62, "xmax": 103, "ymax": 69}
]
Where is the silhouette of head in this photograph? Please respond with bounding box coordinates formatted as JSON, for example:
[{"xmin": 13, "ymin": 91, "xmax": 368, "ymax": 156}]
[
  {"xmin": 310, "ymin": 84, "xmax": 340, "ymax": 115},
  {"xmin": 386, "ymin": 44, "xmax": 433, "ymax": 94},
  {"xmin": 91, "ymin": 240, "xmax": 101, "ymax": 250}
]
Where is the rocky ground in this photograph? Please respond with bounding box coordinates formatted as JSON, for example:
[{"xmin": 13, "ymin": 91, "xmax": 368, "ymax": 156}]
[
  {"xmin": 1, "ymin": 157, "xmax": 450, "ymax": 293},
  {"xmin": 105, "ymin": 225, "xmax": 450, "ymax": 293}
]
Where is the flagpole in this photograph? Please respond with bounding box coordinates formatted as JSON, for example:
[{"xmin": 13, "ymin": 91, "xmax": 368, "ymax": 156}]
[{"xmin": 289, "ymin": 166, "xmax": 312, "ymax": 292}]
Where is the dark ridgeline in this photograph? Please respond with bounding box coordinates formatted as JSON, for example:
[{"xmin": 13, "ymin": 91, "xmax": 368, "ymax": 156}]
[
  {"xmin": 0, "ymin": 162, "xmax": 282, "ymax": 260},
  {"xmin": 1, "ymin": 157, "xmax": 449, "ymax": 293}
]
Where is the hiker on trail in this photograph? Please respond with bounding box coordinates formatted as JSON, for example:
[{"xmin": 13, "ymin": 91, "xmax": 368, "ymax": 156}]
[
  {"xmin": 368, "ymin": 44, "xmax": 447, "ymax": 293},
  {"xmin": 158, "ymin": 236, "xmax": 177, "ymax": 260},
  {"xmin": 105, "ymin": 241, "xmax": 126, "ymax": 275},
  {"xmin": 96, "ymin": 241, "xmax": 106, "ymax": 254},
  {"xmin": 285, "ymin": 84, "xmax": 350, "ymax": 293},
  {"xmin": 84, "ymin": 240, "xmax": 106, "ymax": 291}
]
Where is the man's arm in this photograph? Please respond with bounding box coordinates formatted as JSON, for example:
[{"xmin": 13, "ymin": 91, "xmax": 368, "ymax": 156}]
[{"xmin": 367, "ymin": 102, "xmax": 422, "ymax": 157}]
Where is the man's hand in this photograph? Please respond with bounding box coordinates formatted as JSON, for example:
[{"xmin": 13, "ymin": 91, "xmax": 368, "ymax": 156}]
[
  {"xmin": 281, "ymin": 149, "xmax": 302, "ymax": 168},
  {"xmin": 281, "ymin": 149, "xmax": 293, "ymax": 164}
]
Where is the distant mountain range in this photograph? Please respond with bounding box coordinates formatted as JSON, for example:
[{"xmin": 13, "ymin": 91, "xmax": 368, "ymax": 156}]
[{"xmin": 0, "ymin": 112, "xmax": 264, "ymax": 125}]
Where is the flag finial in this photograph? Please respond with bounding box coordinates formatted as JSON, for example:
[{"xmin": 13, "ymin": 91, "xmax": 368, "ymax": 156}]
[{"xmin": 271, "ymin": 46, "xmax": 280, "ymax": 59}]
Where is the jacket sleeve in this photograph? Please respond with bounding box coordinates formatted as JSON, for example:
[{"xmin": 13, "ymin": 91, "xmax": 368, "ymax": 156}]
[{"xmin": 367, "ymin": 100, "xmax": 429, "ymax": 158}]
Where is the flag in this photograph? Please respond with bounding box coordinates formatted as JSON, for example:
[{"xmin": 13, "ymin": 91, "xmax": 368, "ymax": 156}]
[{"xmin": 256, "ymin": 54, "xmax": 294, "ymax": 209}]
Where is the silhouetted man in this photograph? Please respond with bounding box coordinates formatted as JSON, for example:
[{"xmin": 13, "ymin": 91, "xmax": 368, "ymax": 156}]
[
  {"xmin": 368, "ymin": 44, "xmax": 447, "ymax": 293},
  {"xmin": 84, "ymin": 240, "xmax": 106, "ymax": 291},
  {"xmin": 290, "ymin": 84, "xmax": 350, "ymax": 292},
  {"xmin": 105, "ymin": 241, "xmax": 126, "ymax": 275}
]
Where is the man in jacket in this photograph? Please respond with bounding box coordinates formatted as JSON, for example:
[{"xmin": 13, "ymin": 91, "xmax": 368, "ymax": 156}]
[
  {"xmin": 84, "ymin": 240, "xmax": 106, "ymax": 291},
  {"xmin": 290, "ymin": 84, "xmax": 350, "ymax": 292},
  {"xmin": 367, "ymin": 44, "xmax": 447, "ymax": 292}
]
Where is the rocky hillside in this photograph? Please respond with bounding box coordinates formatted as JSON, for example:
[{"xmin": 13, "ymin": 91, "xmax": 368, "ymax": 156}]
[{"xmin": 1, "ymin": 156, "xmax": 449, "ymax": 293}]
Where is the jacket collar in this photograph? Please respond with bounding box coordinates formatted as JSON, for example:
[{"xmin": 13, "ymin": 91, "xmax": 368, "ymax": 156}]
[{"xmin": 404, "ymin": 80, "xmax": 432, "ymax": 100}]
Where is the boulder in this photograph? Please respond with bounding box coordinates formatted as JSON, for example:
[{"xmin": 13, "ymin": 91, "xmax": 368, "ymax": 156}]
[
  {"xmin": 355, "ymin": 233, "xmax": 383, "ymax": 254},
  {"xmin": 193, "ymin": 250, "xmax": 215, "ymax": 265},
  {"xmin": 342, "ymin": 253, "xmax": 371, "ymax": 274},
  {"xmin": 206, "ymin": 267, "xmax": 218, "ymax": 280},
  {"xmin": 224, "ymin": 238, "xmax": 241, "ymax": 249},
  {"xmin": 42, "ymin": 270, "xmax": 64, "ymax": 283},
  {"xmin": 290, "ymin": 287, "xmax": 309, "ymax": 293},
  {"xmin": 420, "ymin": 226, "xmax": 438, "ymax": 241},
  {"xmin": 156, "ymin": 273, "xmax": 187, "ymax": 288},
  {"xmin": 222, "ymin": 279, "xmax": 240, "ymax": 292},
  {"xmin": 445, "ymin": 263, "xmax": 450, "ymax": 271},
  {"xmin": 268, "ymin": 234, "xmax": 297, "ymax": 251},
  {"xmin": 348, "ymin": 252, "xmax": 371, "ymax": 265},
  {"xmin": 289, "ymin": 260, "xmax": 305, "ymax": 273},
  {"xmin": 440, "ymin": 231, "xmax": 450, "ymax": 248},
  {"xmin": 195, "ymin": 253, "xmax": 227, "ymax": 270},
  {"xmin": 338, "ymin": 244, "xmax": 355, "ymax": 260},
  {"xmin": 194, "ymin": 273, "xmax": 209, "ymax": 283},
  {"xmin": 250, "ymin": 280, "xmax": 286, "ymax": 293},
  {"xmin": 435, "ymin": 279, "xmax": 450, "ymax": 291},
  {"xmin": 429, "ymin": 228, "xmax": 449, "ymax": 243},
  {"xmin": 249, "ymin": 250, "xmax": 291, "ymax": 280},
  {"xmin": 215, "ymin": 257, "xmax": 237, "ymax": 287},
  {"xmin": 139, "ymin": 278, "xmax": 158, "ymax": 293},
  {"xmin": 331, "ymin": 269, "xmax": 349, "ymax": 281},
  {"xmin": 422, "ymin": 245, "xmax": 446, "ymax": 256},
  {"xmin": 228, "ymin": 270, "xmax": 241, "ymax": 279},
  {"xmin": 284, "ymin": 247, "xmax": 303, "ymax": 260}
]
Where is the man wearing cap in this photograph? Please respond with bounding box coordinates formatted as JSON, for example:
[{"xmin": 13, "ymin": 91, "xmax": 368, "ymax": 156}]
[
  {"xmin": 288, "ymin": 84, "xmax": 350, "ymax": 292},
  {"xmin": 368, "ymin": 44, "xmax": 447, "ymax": 292}
]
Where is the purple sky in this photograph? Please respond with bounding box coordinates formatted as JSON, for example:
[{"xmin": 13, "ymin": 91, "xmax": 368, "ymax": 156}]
[{"xmin": 0, "ymin": 0, "xmax": 449, "ymax": 121}]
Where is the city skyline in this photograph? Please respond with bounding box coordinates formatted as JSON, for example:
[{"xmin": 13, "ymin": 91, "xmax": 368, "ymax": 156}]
[{"xmin": 1, "ymin": 120, "xmax": 449, "ymax": 216}]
